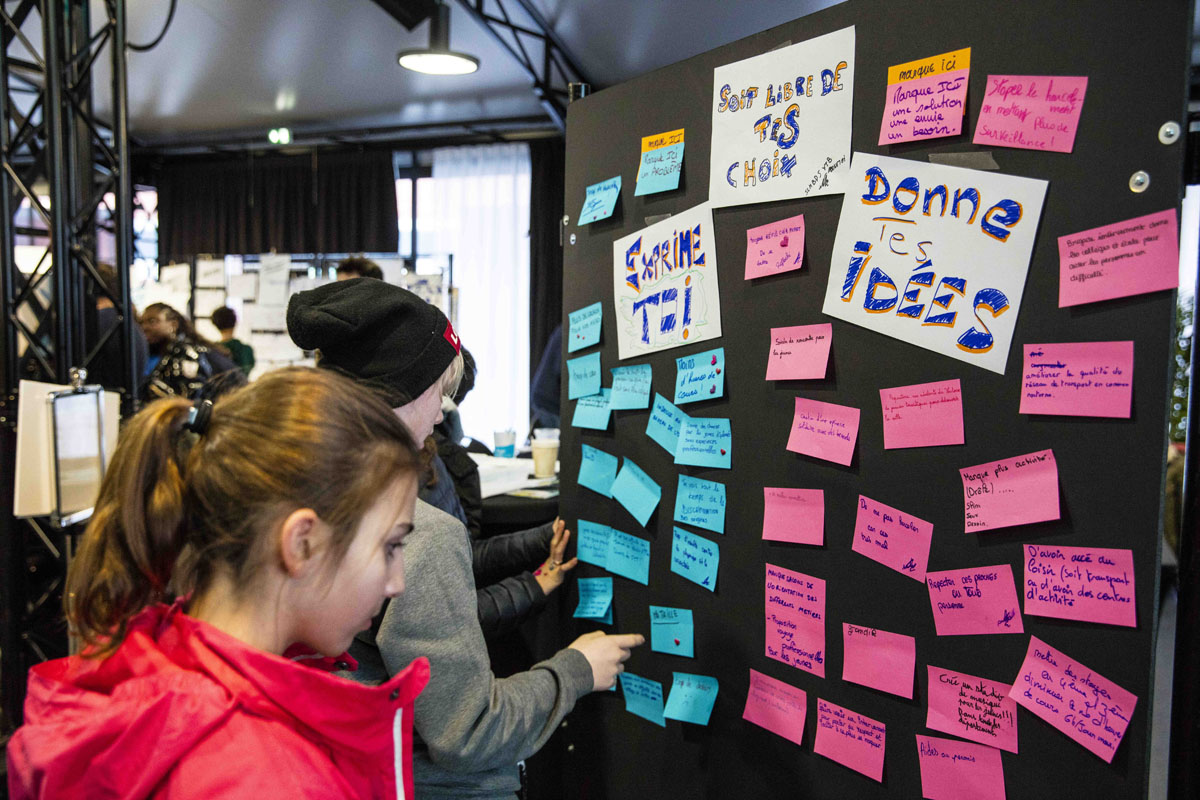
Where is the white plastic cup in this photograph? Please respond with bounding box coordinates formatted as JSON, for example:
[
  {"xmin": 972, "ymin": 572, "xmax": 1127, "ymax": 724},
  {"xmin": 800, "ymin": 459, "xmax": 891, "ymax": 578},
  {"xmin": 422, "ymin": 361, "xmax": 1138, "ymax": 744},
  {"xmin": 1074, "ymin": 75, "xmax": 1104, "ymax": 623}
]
[
  {"xmin": 494, "ymin": 429, "xmax": 516, "ymax": 457},
  {"xmin": 531, "ymin": 438, "xmax": 560, "ymax": 477}
]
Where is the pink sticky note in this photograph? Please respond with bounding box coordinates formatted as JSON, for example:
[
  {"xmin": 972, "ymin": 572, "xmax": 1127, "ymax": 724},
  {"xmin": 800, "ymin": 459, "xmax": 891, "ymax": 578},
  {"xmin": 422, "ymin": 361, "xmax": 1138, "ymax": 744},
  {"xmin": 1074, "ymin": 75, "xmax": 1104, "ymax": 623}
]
[
  {"xmin": 879, "ymin": 67, "xmax": 969, "ymax": 145},
  {"xmin": 926, "ymin": 665, "xmax": 1018, "ymax": 753},
  {"xmin": 973, "ymin": 75, "xmax": 1087, "ymax": 152},
  {"xmin": 1059, "ymin": 209, "xmax": 1179, "ymax": 307},
  {"xmin": 926, "ymin": 564, "xmax": 1024, "ymax": 636},
  {"xmin": 814, "ymin": 698, "xmax": 886, "ymax": 782},
  {"xmin": 961, "ymin": 449, "xmax": 1059, "ymax": 533},
  {"xmin": 852, "ymin": 495, "xmax": 934, "ymax": 582},
  {"xmin": 786, "ymin": 397, "xmax": 860, "ymax": 466},
  {"xmin": 917, "ymin": 735, "xmax": 1007, "ymax": 800},
  {"xmin": 1020, "ymin": 342, "xmax": 1133, "ymax": 418},
  {"xmin": 881, "ymin": 379, "xmax": 965, "ymax": 449},
  {"xmin": 765, "ymin": 563, "xmax": 826, "ymax": 677},
  {"xmin": 843, "ymin": 624, "xmax": 916, "ymax": 698},
  {"xmin": 762, "ymin": 487, "xmax": 824, "ymax": 545},
  {"xmin": 1023, "ymin": 544, "xmax": 1136, "ymax": 627},
  {"xmin": 745, "ymin": 213, "xmax": 805, "ymax": 280},
  {"xmin": 766, "ymin": 323, "xmax": 832, "ymax": 380},
  {"xmin": 1009, "ymin": 636, "xmax": 1137, "ymax": 763},
  {"xmin": 742, "ymin": 668, "xmax": 808, "ymax": 747}
]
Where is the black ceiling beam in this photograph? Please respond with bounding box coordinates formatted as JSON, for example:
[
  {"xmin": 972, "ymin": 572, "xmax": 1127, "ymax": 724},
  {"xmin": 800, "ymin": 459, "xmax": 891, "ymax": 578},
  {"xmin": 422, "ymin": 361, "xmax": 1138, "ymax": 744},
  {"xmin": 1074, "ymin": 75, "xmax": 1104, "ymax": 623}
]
[{"xmin": 454, "ymin": 0, "xmax": 591, "ymax": 131}]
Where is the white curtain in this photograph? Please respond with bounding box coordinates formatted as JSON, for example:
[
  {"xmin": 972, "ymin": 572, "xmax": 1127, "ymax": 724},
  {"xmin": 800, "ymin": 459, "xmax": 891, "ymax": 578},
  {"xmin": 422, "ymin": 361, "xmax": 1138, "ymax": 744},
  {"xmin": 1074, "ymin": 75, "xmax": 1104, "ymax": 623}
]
[{"xmin": 430, "ymin": 143, "xmax": 531, "ymax": 447}]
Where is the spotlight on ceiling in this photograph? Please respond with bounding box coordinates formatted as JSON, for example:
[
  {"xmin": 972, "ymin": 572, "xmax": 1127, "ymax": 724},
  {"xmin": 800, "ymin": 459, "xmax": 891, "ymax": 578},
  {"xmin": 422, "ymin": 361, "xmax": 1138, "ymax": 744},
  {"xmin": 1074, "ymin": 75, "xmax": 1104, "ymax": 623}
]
[
  {"xmin": 268, "ymin": 127, "xmax": 291, "ymax": 145},
  {"xmin": 398, "ymin": 2, "xmax": 478, "ymax": 75}
]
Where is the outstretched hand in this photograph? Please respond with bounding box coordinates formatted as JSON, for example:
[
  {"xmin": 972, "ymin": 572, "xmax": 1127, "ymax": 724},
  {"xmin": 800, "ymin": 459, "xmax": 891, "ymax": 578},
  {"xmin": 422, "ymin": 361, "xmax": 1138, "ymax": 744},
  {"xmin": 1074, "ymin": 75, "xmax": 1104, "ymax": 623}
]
[
  {"xmin": 568, "ymin": 631, "xmax": 645, "ymax": 691},
  {"xmin": 534, "ymin": 518, "xmax": 578, "ymax": 595}
]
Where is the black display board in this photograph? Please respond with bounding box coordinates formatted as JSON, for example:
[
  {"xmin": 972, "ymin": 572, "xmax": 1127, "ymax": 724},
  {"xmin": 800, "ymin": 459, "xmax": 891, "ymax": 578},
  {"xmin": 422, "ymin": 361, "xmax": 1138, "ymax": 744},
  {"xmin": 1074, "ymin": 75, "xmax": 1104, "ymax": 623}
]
[{"xmin": 554, "ymin": 1, "xmax": 1191, "ymax": 797}]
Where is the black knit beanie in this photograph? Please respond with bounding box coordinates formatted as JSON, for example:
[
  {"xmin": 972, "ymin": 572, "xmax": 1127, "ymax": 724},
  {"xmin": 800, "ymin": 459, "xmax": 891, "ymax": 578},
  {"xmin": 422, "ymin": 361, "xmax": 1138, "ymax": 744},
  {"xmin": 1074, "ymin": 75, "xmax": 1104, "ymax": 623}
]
[{"xmin": 287, "ymin": 278, "xmax": 461, "ymax": 407}]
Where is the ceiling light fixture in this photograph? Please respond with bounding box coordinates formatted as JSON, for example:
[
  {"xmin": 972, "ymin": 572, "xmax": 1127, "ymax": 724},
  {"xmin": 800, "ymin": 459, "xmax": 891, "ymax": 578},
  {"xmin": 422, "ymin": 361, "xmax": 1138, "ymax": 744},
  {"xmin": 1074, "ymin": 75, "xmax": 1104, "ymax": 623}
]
[{"xmin": 397, "ymin": 3, "xmax": 479, "ymax": 75}]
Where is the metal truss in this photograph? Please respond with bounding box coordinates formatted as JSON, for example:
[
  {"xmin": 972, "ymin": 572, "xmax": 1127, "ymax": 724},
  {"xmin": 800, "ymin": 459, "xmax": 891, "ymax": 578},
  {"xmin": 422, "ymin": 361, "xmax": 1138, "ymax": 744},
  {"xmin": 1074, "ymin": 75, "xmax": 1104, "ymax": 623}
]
[
  {"xmin": 0, "ymin": 0, "xmax": 134, "ymax": 729},
  {"xmin": 455, "ymin": 0, "xmax": 590, "ymax": 130}
]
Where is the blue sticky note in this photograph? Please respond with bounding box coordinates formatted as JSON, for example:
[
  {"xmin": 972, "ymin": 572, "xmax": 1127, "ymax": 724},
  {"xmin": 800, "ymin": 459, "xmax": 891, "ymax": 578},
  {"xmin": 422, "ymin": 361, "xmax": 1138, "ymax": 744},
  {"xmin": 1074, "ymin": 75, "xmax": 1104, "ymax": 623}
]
[
  {"xmin": 673, "ymin": 475, "xmax": 726, "ymax": 535},
  {"xmin": 578, "ymin": 444, "xmax": 618, "ymax": 497},
  {"xmin": 670, "ymin": 526, "xmax": 719, "ymax": 591},
  {"xmin": 673, "ymin": 347, "xmax": 725, "ymax": 405},
  {"xmin": 568, "ymin": 302, "xmax": 603, "ymax": 353},
  {"xmin": 610, "ymin": 458, "xmax": 662, "ymax": 527},
  {"xmin": 573, "ymin": 577, "xmax": 613, "ymax": 624},
  {"xmin": 674, "ymin": 417, "xmax": 731, "ymax": 469},
  {"xmin": 578, "ymin": 176, "xmax": 621, "ymax": 225},
  {"xmin": 572, "ymin": 389, "xmax": 612, "ymax": 430},
  {"xmin": 662, "ymin": 672, "xmax": 718, "ymax": 726},
  {"xmin": 634, "ymin": 142, "xmax": 685, "ymax": 196},
  {"xmin": 567, "ymin": 352, "xmax": 601, "ymax": 400},
  {"xmin": 650, "ymin": 606, "xmax": 694, "ymax": 658},
  {"xmin": 576, "ymin": 520, "xmax": 610, "ymax": 568},
  {"xmin": 619, "ymin": 672, "xmax": 666, "ymax": 727},
  {"xmin": 606, "ymin": 528, "xmax": 651, "ymax": 585},
  {"xmin": 646, "ymin": 394, "xmax": 690, "ymax": 456},
  {"xmin": 609, "ymin": 364, "xmax": 652, "ymax": 410}
]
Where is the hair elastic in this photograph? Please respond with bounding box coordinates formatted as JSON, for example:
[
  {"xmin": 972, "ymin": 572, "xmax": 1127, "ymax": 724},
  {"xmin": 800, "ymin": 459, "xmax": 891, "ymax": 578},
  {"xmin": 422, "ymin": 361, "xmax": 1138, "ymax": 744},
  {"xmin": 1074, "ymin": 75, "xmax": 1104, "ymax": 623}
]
[{"xmin": 183, "ymin": 398, "xmax": 214, "ymax": 436}]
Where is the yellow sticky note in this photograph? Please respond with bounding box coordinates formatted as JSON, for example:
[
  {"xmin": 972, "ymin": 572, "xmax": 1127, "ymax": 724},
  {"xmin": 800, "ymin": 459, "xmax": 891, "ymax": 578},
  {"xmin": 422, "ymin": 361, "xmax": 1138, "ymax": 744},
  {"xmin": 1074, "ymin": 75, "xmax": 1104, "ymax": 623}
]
[
  {"xmin": 886, "ymin": 47, "xmax": 970, "ymax": 85},
  {"xmin": 641, "ymin": 128, "xmax": 685, "ymax": 152}
]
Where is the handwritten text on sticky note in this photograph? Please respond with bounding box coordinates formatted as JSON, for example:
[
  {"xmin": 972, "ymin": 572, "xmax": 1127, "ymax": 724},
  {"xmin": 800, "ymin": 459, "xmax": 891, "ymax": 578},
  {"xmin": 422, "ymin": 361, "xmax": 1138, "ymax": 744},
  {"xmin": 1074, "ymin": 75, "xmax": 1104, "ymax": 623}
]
[
  {"xmin": 674, "ymin": 347, "xmax": 724, "ymax": 405},
  {"xmin": 606, "ymin": 528, "xmax": 651, "ymax": 585},
  {"xmin": 663, "ymin": 672, "xmax": 718, "ymax": 725},
  {"xmin": 745, "ymin": 213, "xmax": 805, "ymax": 280},
  {"xmin": 675, "ymin": 416, "xmax": 732, "ymax": 469},
  {"xmin": 814, "ymin": 698, "xmax": 886, "ymax": 782},
  {"xmin": 572, "ymin": 389, "xmax": 612, "ymax": 430},
  {"xmin": 671, "ymin": 527, "xmax": 719, "ymax": 591},
  {"xmin": 1023, "ymin": 544, "xmax": 1136, "ymax": 627},
  {"xmin": 880, "ymin": 379, "xmax": 964, "ymax": 449},
  {"xmin": 610, "ymin": 458, "xmax": 661, "ymax": 527},
  {"xmin": 567, "ymin": 301, "xmax": 602, "ymax": 353},
  {"xmin": 961, "ymin": 449, "xmax": 1059, "ymax": 532},
  {"xmin": 674, "ymin": 475, "xmax": 725, "ymax": 534},
  {"xmin": 842, "ymin": 624, "xmax": 915, "ymax": 698},
  {"xmin": 566, "ymin": 351, "xmax": 601, "ymax": 400},
  {"xmin": 1009, "ymin": 636, "xmax": 1137, "ymax": 763},
  {"xmin": 635, "ymin": 142, "xmax": 684, "ymax": 196},
  {"xmin": 926, "ymin": 665, "xmax": 1018, "ymax": 753},
  {"xmin": 650, "ymin": 606, "xmax": 694, "ymax": 657},
  {"xmin": 1021, "ymin": 341, "xmax": 1132, "ymax": 418},
  {"xmin": 579, "ymin": 176, "xmax": 621, "ymax": 225},
  {"xmin": 786, "ymin": 397, "xmax": 860, "ymax": 466},
  {"xmin": 619, "ymin": 672, "xmax": 665, "ymax": 727},
  {"xmin": 852, "ymin": 495, "xmax": 933, "ymax": 582},
  {"xmin": 926, "ymin": 564, "xmax": 1024, "ymax": 636},
  {"xmin": 578, "ymin": 444, "xmax": 618, "ymax": 497},
  {"xmin": 973, "ymin": 75, "xmax": 1087, "ymax": 152},
  {"xmin": 646, "ymin": 394, "xmax": 689, "ymax": 455},
  {"xmin": 610, "ymin": 364, "xmax": 653, "ymax": 410},
  {"xmin": 765, "ymin": 323, "xmax": 832, "ymax": 380},
  {"xmin": 917, "ymin": 735, "xmax": 1006, "ymax": 800},
  {"xmin": 743, "ymin": 668, "xmax": 808, "ymax": 747},
  {"xmin": 576, "ymin": 520, "xmax": 610, "ymax": 568},
  {"xmin": 762, "ymin": 487, "xmax": 824, "ymax": 546},
  {"xmin": 765, "ymin": 563, "xmax": 825, "ymax": 677},
  {"xmin": 879, "ymin": 48, "xmax": 969, "ymax": 145},
  {"xmin": 1059, "ymin": 209, "xmax": 1178, "ymax": 307}
]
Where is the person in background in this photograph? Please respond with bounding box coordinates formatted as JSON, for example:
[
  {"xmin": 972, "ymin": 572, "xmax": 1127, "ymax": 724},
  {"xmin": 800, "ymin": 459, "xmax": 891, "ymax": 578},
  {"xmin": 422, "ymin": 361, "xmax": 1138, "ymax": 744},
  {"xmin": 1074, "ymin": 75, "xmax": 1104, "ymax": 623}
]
[
  {"xmin": 336, "ymin": 256, "xmax": 384, "ymax": 281},
  {"xmin": 89, "ymin": 262, "xmax": 148, "ymax": 395},
  {"xmin": 211, "ymin": 306, "xmax": 256, "ymax": 378},
  {"xmin": 529, "ymin": 323, "xmax": 562, "ymax": 428},
  {"xmin": 140, "ymin": 303, "xmax": 242, "ymax": 402},
  {"xmin": 287, "ymin": 279, "xmax": 642, "ymax": 800},
  {"xmin": 5, "ymin": 368, "xmax": 430, "ymax": 799}
]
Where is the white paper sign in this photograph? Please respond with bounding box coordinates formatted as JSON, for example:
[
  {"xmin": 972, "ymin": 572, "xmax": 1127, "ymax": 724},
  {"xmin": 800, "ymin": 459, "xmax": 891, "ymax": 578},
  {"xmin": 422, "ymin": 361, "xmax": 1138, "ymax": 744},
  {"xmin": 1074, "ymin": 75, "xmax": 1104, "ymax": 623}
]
[
  {"xmin": 195, "ymin": 258, "xmax": 226, "ymax": 288},
  {"xmin": 257, "ymin": 254, "xmax": 292, "ymax": 308},
  {"xmin": 612, "ymin": 202, "xmax": 721, "ymax": 360},
  {"xmin": 821, "ymin": 153, "xmax": 1047, "ymax": 374},
  {"xmin": 228, "ymin": 273, "xmax": 258, "ymax": 301},
  {"xmin": 709, "ymin": 26, "xmax": 855, "ymax": 208}
]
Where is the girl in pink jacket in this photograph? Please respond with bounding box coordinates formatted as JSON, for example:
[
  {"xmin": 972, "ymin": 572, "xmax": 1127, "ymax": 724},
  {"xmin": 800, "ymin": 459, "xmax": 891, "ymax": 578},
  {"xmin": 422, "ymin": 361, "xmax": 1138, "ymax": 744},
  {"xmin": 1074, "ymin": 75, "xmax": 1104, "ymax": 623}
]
[{"xmin": 7, "ymin": 367, "xmax": 431, "ymax": 799}]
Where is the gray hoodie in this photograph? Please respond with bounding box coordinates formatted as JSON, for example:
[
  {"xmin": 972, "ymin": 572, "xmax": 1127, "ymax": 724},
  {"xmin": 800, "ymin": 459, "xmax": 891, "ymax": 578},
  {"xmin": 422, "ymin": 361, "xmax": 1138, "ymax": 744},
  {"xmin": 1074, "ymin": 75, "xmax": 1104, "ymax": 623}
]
[{"xmin": 348, "ymin": 500, "xmax": 594, "ymax": 799}]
